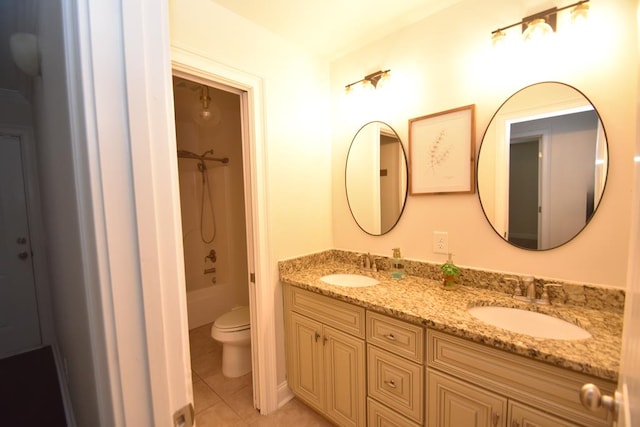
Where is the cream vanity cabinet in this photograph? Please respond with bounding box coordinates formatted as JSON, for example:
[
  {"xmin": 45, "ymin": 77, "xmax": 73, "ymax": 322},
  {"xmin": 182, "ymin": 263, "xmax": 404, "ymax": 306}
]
[
  {"xmin": 426, "ymin": 330, "xmax": 617, "ymax": 427},
  {"xmin": 284, "ymin": 284, "xmax": 366, "ymax": 427},
  {"xmin": 366, "ymin": 311, "xmax": 425, "ymax": 427}
]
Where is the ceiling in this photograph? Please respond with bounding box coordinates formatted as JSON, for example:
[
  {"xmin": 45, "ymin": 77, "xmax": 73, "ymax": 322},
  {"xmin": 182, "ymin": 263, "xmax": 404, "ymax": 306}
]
[{"xmin": 210, "ymin": 0, "xmax": 467, "ymax": 60}]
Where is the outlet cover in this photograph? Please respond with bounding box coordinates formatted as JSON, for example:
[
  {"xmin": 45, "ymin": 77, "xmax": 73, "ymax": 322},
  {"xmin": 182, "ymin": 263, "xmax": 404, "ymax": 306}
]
[{"xmin": 433, "ymin": 231, "xmax": 449, "ymax": 254}]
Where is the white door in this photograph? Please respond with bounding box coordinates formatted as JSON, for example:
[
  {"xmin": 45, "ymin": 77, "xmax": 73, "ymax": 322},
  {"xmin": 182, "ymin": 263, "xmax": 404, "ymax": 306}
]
[
  {"xmin": 582, "ymin": 148, "xmax": 639, "ymax": 425},
  {"xmin": 0, "ymin": 135, "xmax": 41, "ymax": 358},
  {"xmin": 612, "ymin": 157, "xmax": 640, "ymax": 425}
]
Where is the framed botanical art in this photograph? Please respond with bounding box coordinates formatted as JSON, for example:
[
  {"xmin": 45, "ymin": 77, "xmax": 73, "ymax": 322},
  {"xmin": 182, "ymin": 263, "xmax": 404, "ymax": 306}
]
[{"xmin": 408, "ymin": 104, "xmax": 475, "ymax": 194}]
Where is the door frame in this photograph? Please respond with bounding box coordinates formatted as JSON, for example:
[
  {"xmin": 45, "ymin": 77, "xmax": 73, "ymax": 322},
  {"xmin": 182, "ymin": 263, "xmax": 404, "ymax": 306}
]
[
  {"xmin": 171, "ymin": 44, "xmax": 279, "ymax": 414},
  {"xmin": 0, "ymin": 125, "xmax": 54, "ymax": 349}
]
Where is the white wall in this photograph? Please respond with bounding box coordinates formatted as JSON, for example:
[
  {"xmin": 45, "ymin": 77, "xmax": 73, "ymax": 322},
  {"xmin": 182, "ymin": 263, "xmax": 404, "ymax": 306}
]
[
  {"xmin": 34, "ymin": 0, "xmax": 101, "ymax": 425},
  {"xmin": 331, "ymin": 0, "xmax": 638, "ymax": 288},
  {"xmin": 169, "ymin": 0, "xmax": 333, "ymax": 385}
]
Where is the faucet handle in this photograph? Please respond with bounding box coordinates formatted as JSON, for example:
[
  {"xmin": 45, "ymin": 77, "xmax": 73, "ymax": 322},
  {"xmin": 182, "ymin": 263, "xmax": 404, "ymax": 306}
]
[
  {"xmin": 362, "ymin": 253, "xmax": 371, "ymax": 269},
  {"xmin": 505, "ymin": 276, "xmax": 522, "ymax": 296},
  {"xmin": 540, "ymin": 283, "xmax": 563, "ymax": 305}
]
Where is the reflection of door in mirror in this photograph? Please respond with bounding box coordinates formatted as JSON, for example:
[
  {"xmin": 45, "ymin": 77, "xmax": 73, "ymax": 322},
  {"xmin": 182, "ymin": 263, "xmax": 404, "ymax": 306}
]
[
  {"xmin": 508, "ymin": 137, "xmax": 540, "ymax": 249},
  {"xmin": 347, "ymin": 123, "xmax": 382, "ymax": 234},
  {"xmin": 380, "ymin": 131, "xmax": 402, "ymax": 233},
  {"xmin": 345, "ymin": 121, "xmax": 408, "ymax": 236},
  {"xmin": 507, "ymin": 110, "xmax": 599, "ymax": 249}
]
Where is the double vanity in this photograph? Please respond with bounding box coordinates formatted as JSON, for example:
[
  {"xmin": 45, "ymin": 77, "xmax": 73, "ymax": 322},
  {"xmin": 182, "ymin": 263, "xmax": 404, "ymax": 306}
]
[{"xmin": 280, "ymin": 251, "xmax": 622, "ymax": 427}]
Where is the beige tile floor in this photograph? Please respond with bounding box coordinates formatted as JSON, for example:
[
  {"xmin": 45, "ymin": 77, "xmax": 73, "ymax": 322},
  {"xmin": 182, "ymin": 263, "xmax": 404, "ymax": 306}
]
[{"xmin": 189, "ymin": 323, "xmax": 334, "ymax": 426}]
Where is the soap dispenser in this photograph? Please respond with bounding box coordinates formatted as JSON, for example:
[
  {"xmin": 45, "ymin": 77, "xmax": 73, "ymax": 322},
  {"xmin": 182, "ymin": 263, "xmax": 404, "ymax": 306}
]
[{"xmin": 391, "ymin": 248, "xmax": 405, "ymax": 279}]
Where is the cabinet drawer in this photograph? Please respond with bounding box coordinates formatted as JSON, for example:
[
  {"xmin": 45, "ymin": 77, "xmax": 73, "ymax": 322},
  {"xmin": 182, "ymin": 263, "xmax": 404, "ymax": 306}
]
[
  {"xmin": 367, "ymin": 398, "xmax": 421, "ymax": 427},
  {"xmin": 368, "ymin": 345, "xmax": 423, "ymax": 424},
  {"xmin": 287, "ymin": 286, "xmax": 365, "ymax": 338},
  {"xmin": 509, "ymin": 401, "xmax": 580, "ymax": 427},
  {"xmin": 427, "ymin": 330, "xmax": 615, "ymax": 427},
  {"xmin": 367, "ymin": 311, "xmax": 424, "ymax": 363}
]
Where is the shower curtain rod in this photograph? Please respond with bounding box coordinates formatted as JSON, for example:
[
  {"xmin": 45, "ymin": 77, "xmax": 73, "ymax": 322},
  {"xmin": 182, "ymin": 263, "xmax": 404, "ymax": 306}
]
[{"xmin": 177, "ymin": 150, "xmax": 229, "ymax": 164}]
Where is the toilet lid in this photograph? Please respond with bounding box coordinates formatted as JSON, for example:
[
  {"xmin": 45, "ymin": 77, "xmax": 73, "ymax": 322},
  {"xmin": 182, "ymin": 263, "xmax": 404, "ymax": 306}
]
[{"xmin": 215, "ymin": 306, "xmax": 250, "ymax": 330}]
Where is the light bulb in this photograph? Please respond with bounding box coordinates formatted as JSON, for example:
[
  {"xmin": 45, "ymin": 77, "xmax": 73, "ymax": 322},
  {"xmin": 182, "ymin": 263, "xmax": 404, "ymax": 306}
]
[
  {"xmin": 194, "ymin": 86, "xmax": 221, "ymax": 126},
  {"xmin": 491, "ymin": 30, "xmax": 506, "ymax": 47},
  {"xmin": 375, "ymin": 71, "xmax": 390, "ymax": 90},
  {"xmin": 571, "ymin": 3, "xmax": 589, "ymax": 24},
  {"xmin": 523, "ymin": 18, "xmax": 553, "ymax": 42},
  {"xmin": 361, "ymin": 79, "xmax": 374, "ymax": 93},
  {"xmin": 199, "ymin": 108, "xmax": 212, "ymax": 121}
]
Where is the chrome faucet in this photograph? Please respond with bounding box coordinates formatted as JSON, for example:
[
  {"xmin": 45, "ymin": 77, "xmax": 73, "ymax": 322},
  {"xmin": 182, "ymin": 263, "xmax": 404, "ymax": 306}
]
[
  {"xmin": 361, "ymin": 253, "xmax": 377, "ymax": 271},
  {"xmin": 523, "ymin": 276, "xmax": 536, "ymax": 299},
  {"xmin": 509, "ymin": 275, "xmax": 547, "ymax": 303}
]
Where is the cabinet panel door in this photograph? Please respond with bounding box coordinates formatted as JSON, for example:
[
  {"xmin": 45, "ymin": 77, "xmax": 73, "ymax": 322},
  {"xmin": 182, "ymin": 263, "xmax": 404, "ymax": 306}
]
[
  {"xmin": 368, "ymin": 345, "xmax": 423, "ymax": 424},
  {"xmin": 509, "ymin": 401, "xmax": 580, "ymax": 427},
  {"xmin": 289, "ymin": 312, "xmax": 324, "ymax": 412},
  {"xmin": 368, "ymin": 398, "xmax": 421, "ymax": 427},
  {"xmin": 325, "ymin": 325, "xmax": 366, "ymax": 427},
  {"xmin": 428, "ymin": 370, "xmax": 507, "ymax": 427}
]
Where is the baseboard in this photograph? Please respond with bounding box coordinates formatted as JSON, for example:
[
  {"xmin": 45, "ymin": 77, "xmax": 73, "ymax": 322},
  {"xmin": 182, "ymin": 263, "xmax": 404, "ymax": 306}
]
[
  {"xmin": 50, "ymin": 345, "xmax": 77, "ymax": 427},
  {"xmin": 277, "ymin": 380, "xmax": 294, "ymax": 409}
]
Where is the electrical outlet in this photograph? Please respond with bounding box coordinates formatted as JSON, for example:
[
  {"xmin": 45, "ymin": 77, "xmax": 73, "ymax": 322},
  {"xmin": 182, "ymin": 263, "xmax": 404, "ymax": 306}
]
[{"xmin": 433, "ymin": 231, "xmax": 449, "ymax": 254}]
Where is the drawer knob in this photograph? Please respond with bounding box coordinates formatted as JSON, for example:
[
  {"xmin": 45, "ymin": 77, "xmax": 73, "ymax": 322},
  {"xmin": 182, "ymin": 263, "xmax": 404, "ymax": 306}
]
[
  {"xmin": 384, "ymin": 380, "xmax": 397, "ymax": 389},
  {"xmin": 385, "ymin": 333, "xmax": 396, "ymax": 341},
  {"xmin": 314, "ymin": 332, "xmax": 320, "ymax": 342},
  {"xmin": 580, "ymin": 383, "xmax": 621, "ymax": 419}
]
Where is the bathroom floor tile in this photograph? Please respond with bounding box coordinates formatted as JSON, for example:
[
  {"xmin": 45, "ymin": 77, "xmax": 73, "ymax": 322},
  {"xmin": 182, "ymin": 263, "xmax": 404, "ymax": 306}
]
[
  {"xmin": 190, "ymin": 346, "xmax": 222, "ymax": 379},
  {"xmin": 189, "ymin": 323, "xmax": 218, "ymax": 356},
  {"xmin": 195, "ymin": 400, "xmax": 249, "ymax": 427},
  {"xmin": 192, "ymin": 377, "xmax": 222, "ymax": 414},
  {"xmin": 220, "ymin": 383, "xmax": 261, "ymax": 423},
  {"xmin": 202, "ymin": 370, "xmax": 253, "ymax": 399},
  {"xmin": 248, "ymin": 398, "xmax": 333, "ymax": 427}
]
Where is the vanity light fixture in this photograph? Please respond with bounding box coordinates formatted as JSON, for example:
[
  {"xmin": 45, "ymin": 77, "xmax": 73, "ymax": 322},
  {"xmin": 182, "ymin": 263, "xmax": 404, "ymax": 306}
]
[
  {"xmin": 345, "ymin": 69, "xmax": 390, "ymax": 94},
  {"xmin": 490, "ymin": 0, "xmax": 589, "ymax": 44}
]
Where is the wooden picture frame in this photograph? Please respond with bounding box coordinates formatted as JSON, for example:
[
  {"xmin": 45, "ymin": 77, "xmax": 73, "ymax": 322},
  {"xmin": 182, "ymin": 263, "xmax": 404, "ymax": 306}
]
[{"xmin": 409, "ymin": 104, "xmax": 475, "ymax": 195}]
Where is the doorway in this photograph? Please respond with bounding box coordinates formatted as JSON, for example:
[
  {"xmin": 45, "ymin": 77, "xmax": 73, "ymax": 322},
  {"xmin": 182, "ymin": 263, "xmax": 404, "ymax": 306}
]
[
  {"xmin": 171, "ymin": 73, "xmax": 258, "ymax": 411},
  {"xmin": 508, "ymin": 137, "xmax": 540, "ymax": 249},
  {"xmin": 0, "ymin": 133, "xmax": 41, "ymax": 357}
]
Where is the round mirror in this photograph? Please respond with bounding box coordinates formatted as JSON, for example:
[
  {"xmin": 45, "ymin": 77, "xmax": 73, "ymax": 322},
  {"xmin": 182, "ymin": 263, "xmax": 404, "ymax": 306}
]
[
  {"xmin": 346, "ymin": 121, "xmax": 408, "ymax": 235},
  {"xmin": 477, "ymin": 82, "xmax": 608, "ymax": 250}
]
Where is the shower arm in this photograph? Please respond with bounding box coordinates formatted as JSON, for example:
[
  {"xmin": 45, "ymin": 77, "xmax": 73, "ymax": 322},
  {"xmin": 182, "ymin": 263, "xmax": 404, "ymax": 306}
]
[{"xmin": 177, "ymin": 149, "xmax": 229, "ymax": 164}]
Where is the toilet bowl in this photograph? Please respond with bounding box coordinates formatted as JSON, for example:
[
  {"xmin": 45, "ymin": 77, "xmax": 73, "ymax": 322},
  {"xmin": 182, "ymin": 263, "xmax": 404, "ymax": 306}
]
[{"xmin": 210, "ymin": 306, "xmax": 251, "ymax": 378}]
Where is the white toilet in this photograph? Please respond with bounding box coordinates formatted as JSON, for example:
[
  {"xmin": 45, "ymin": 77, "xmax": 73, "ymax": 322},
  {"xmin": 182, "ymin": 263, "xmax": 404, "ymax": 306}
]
[{"xmin": 210, "ymin": 306, "xmax": 252, "ymax": 378}]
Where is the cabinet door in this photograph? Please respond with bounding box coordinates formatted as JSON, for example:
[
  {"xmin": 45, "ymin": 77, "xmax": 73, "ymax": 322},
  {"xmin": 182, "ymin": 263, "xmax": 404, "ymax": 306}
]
[
  {"xmin": 508, "ymin": 401, "xmax": 580, "ymax": 427},
  {"xmin": 289, "ymin": 312, "xmax": 324, "ymax": 412},
  {"xmin": 428, "ymin": 370, "xmax": 507, "ymax": 427},
  {"xmin": 368, "ymin": 345, "xmax": 423, "ymax": 424},
  {"xmin": 324, "ymin": 325, "xmax": 366, "ymax": 427},
  {"xmin": 368, "ymin": 397, "xmax": 422, "ymax": 427}
]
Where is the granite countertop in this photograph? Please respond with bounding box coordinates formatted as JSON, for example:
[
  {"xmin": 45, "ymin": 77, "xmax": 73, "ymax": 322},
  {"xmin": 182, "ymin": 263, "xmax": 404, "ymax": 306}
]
[{"xmin": 280, "ymin": 262, "xmax": 622, "ymax": 382}]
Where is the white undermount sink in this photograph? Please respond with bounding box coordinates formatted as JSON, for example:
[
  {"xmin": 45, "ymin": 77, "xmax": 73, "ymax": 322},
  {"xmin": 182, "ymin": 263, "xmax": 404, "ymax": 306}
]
[
  {"xmin": 467, "ymin": 306, "xmax": 591, "ymax": 340},
  {"xmin": 320, "ymin": 274, "xmax": 379, "ymax": 288}
]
